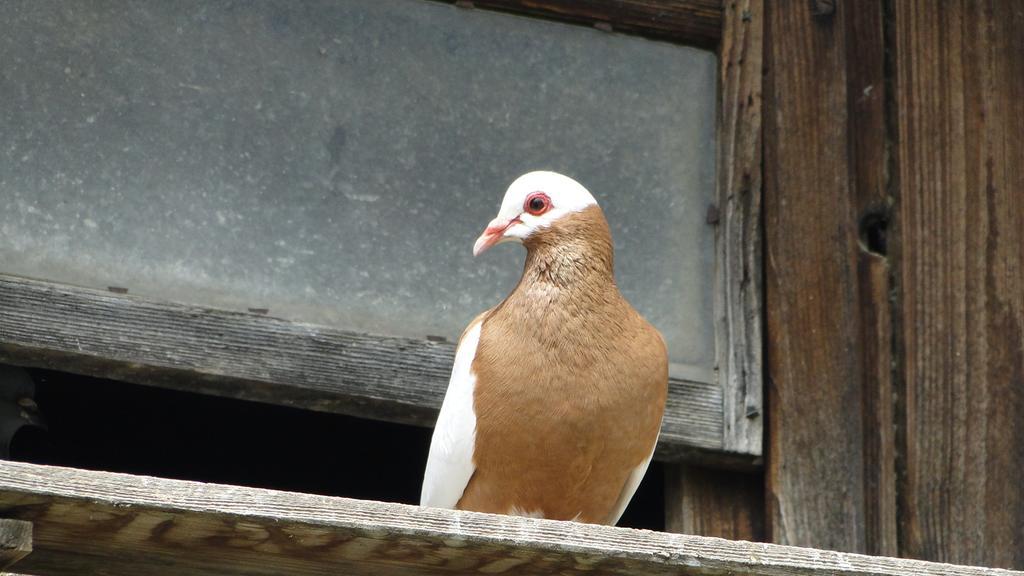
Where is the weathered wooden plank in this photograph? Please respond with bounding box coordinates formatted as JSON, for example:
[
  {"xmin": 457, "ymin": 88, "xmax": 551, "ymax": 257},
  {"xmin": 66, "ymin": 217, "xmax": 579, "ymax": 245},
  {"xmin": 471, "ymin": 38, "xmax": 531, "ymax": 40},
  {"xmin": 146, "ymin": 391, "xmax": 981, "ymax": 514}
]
[
  {"xmin": 764, "ymin": 0, "xmax": 870, "ymax": 552},
  {"xmin": 0, "ymin": 274, "xmax": 742, "ymax": 464},
  {"xmin": 844, "ymin": 0, "xmax": 898, "ymax": 559},
  {"xmin": 0, "ymin": 519, "xmax": 32, "ymax": 570},
  {"xmin": 714, "ymin": 0, "xmax": 764, "ymax": 458},
  {"xmin": 664, "ymin": 465, "xmax": 764, "ymax": 541},
  {"xmin": 0, "ymin": 461, "xmax": 1017, "ymax": 576},
  {"xmin": 434, "ymin": 0, "xmax": 722, "ymax": 48},
  {"xmin": 893, "ymin": 0, "xmax": 1024, "ymax": 569}
]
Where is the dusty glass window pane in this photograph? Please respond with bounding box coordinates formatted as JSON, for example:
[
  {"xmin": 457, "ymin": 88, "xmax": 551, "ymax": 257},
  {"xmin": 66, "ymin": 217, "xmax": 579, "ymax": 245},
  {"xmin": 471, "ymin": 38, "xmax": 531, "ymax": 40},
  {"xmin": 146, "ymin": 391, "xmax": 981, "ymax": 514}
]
[{"xmin": 0, "ymin": 0, "xmax": 717, "ymax": 377}]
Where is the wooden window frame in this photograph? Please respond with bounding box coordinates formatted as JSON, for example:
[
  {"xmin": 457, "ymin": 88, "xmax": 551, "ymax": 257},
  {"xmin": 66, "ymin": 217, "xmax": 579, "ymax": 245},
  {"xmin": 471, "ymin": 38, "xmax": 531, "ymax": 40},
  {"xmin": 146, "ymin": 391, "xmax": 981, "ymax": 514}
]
[
  {"xmin": 0, "ymin": 0, "xmax": 762, "ymax": 468},
  {"xmin": 438, "ymin": 1, "xmax": 766, "ymax": 465}
]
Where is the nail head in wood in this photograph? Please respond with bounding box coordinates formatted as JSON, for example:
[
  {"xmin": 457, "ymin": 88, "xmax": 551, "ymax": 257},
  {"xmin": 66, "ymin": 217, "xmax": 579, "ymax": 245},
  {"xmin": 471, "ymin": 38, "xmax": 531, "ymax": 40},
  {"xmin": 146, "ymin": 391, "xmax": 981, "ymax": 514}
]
[{"xmin": 706, "ymin": 204, "xmax": 721, "ymax": 225}]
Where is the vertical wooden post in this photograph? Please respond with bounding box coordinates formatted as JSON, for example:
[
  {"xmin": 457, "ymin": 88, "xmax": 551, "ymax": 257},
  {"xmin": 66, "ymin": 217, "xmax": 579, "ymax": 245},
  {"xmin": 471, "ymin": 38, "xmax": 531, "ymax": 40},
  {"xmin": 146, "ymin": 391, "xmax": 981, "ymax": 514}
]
[
  {"xmin": 763, "ymin": 0, "xmax": 865, "ymax": 551},
  {"xmin": 763, "ymin": 0, "xmax": 895, "ymax": 552},
  {"xmin": 715, "ymin": 0, "xmax": 764, "ymax": 460},
  {"xmin": 664, "ymin": 0, "xmax": 766, "ymax": 539},
  {"xmin": 892, "ymin": 0, "xmax": 1024, "ymax": 569}
]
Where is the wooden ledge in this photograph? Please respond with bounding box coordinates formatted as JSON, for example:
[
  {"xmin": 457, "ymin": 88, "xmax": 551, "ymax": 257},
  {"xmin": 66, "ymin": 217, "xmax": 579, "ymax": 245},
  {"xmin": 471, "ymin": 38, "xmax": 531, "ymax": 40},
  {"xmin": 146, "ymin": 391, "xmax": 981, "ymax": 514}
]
[
  {"xmin": 0, "ymin": 274, "xmax": 751, "ymax": 467},
  {"xmin": 0, "ymin": 461, "xmax": 1018, "ymax": 576}
]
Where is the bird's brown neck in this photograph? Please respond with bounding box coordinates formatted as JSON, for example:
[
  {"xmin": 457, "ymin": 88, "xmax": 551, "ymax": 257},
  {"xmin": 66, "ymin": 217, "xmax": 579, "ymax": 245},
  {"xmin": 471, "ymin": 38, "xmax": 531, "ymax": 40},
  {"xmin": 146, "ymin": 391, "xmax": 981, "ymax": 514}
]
[{"xmin": 518, "ymin": 205, "xmax": 616, "ymax": 297}]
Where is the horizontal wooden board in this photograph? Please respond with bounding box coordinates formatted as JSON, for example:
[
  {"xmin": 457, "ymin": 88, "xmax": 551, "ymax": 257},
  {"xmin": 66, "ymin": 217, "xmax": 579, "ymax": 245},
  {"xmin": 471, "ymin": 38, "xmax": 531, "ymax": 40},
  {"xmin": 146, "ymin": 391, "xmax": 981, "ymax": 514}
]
[
  {"xmin": 0, "ymin": 274, "xmax": 748, "ymax": 465},
  {"xmin": 434, "ymin": 0, "xmax": 723, "ymax": 48},
  {"xmin": 0, "ymin": 460, "xmax": 1017, "ymax": 576}
]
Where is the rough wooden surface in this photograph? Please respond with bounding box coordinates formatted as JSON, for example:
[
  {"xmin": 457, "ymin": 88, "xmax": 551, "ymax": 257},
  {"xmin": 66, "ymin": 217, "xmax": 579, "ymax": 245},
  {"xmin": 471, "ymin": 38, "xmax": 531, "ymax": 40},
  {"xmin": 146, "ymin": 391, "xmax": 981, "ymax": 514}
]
[
  {"xmin": 0, "ymin": 461, "xmax": 1018, "ymax": 576},
  {"xmin": 893, "ymin": 0, "xmax": 1024, "ymax": 568},
  {"xmin": 714, "ymin": 0, "xmax": 764, "ymax": 458},
  {"xmin": 844, "ymin": 0, "xmax": 898, "ymax": 558},
  {"xmin": 0, "ymin": 274, "xmax": 746, "ymax": 465},
  {"xmin": 0, "ymin": 519, "xmax": 32, "ymax": 570},
  {"xmin": 764, "ymin": 0, "xmax": 870, "ymax": 552},
  {"xmin": 435, "ymin": 0, "xmax": 722, "ymax": 48},
  {"xmin": 664, "ymin": 465, "xmax": 764, "ymax": 542}
]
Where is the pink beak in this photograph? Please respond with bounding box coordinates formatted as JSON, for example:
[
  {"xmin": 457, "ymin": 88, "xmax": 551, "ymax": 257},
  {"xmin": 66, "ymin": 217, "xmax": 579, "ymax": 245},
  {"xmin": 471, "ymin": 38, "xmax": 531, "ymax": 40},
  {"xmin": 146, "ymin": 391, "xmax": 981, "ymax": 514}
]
[{"xmin": 473, "ymin": 216, "xmax": 519, "ymax": 257}]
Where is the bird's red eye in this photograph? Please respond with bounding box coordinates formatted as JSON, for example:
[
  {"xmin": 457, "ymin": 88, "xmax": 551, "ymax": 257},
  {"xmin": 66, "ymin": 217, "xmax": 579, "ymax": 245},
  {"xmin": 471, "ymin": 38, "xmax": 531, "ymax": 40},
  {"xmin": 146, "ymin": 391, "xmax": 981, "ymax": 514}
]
[{"xmin": 524, "ymin": 192, "xmax": 550, "ymax": 216}]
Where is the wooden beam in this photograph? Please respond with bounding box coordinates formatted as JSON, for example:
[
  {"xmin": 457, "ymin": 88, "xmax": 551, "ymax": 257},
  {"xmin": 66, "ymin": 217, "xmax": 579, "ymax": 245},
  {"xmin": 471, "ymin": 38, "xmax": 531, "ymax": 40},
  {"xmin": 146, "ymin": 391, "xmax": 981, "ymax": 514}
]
[
  {"xmin": 0, "ymin": 461, "xmax": 1017, "ymax": 576},
  {"xmin": 0, "ymin": 274, "xmax": 752, "ymax": 466},
  {"xmin": 0, "ymin": 519, "xmax": 32, "ymax": 570},
  {"xmin": 892, "ymin": 0, "xmax": 1024, "ymax": 569},
  {"xmin": 434, "ymin": 0, "xmax": 722, "ymax": 48},
  {"xmin": 764, "ymin": 0, "xmax": 871, "ymax": 552}
]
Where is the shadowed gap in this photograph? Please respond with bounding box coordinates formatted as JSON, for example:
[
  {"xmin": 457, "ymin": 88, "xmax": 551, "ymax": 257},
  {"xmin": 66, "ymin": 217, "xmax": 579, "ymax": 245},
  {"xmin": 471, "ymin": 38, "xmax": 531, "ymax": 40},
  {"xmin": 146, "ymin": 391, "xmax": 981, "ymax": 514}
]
[{"xmin": 10, "ymin": 368, "xmax": 664, "ymax": 531}]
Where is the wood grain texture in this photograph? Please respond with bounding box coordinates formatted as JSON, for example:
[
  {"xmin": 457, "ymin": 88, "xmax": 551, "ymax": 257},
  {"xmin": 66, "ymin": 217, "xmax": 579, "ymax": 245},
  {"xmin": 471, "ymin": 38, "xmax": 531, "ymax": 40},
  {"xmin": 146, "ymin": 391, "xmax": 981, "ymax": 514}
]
[
  {"xmin": 893, "ymin": 0, "xmax": 1024, "ymax": 568},
  {"xmin": 0, "ymin": 461, "xmax": 1018, "ymax": 576},
  {"xmin": 0, "ymin": 274, "xmax": 743, "ymax": 465},
  {"xmin": 714, "ymin": 0, "xmax": 764, "ymax": 458},
  {"xmin": 844, "ymin": 0, "xmax": 898, "ymax": 558},
  {"xmin": 664, "ymin": 465, "xmax": 764, "ymax": 542},
  {"xmin": 764, "ymin": 0, "xmax": 870, "ymax": 552},
  {"xmin": 433, "ymin": 0, "xmax": 722, "ymax": 48},
  {"xmin": 0, "ymin": 519, "xmax": 32, "ymax": 570},
  {"xmin": 857, "ymin": 253, "xmax": 897, "ymax": 557}
]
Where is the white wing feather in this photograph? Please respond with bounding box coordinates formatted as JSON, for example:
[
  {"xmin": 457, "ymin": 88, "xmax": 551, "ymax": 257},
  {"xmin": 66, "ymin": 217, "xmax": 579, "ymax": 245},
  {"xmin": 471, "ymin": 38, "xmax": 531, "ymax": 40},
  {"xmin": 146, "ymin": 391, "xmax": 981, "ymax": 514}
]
[
  {"xmin": 604, "ymin": 441, "xmax": 657, "ymax": 526},
  {"xmin": 420, "ymin": 319, "xmax": 483, "ymax": 509}
]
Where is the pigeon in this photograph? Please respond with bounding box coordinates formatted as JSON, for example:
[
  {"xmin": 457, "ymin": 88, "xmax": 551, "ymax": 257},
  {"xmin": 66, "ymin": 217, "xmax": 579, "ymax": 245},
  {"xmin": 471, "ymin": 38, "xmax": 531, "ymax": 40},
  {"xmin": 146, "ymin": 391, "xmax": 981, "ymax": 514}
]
[{"xmin": 421, "ymin": 171, "xmax": 668, "ymax": 525}]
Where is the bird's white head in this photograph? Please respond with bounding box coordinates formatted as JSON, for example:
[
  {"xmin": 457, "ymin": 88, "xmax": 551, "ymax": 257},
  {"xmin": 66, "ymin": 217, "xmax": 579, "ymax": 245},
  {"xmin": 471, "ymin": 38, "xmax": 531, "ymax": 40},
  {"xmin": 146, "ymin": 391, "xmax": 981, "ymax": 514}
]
[{"xmin": 473, "ymin": 171, "xmax": 598, "ymax": 257}]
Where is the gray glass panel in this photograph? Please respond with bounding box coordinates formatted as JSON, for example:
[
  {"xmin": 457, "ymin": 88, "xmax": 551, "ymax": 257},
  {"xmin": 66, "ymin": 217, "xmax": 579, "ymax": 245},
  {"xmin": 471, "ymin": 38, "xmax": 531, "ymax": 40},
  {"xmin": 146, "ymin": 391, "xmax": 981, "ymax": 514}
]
[{"xmin": 0, "ymin": 0, "xmax": 717, "ymax": 376}]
